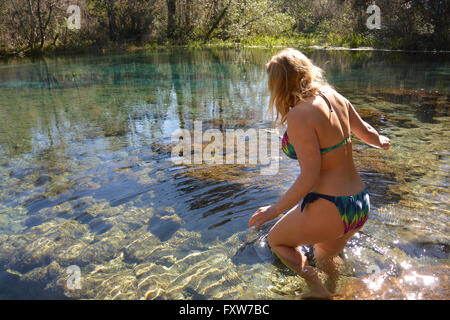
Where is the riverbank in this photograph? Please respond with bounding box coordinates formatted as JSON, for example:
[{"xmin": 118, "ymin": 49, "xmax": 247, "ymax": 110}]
[{"xmin": 2, "ymin": 33, "xmax": 448, "ymax": 61}]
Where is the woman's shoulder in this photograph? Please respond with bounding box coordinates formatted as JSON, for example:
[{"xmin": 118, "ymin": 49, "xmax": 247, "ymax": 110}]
[
  {"xmin": 287, "ymin": 97, "xmax": 319, "ymax": 126},
  {"xmin": 288, "ymin": 86, "xmax": 347, "ymax": 121},
  {"xmin": 319, "ymin": 85, "xmax": 339, "ymax": 100},
  {"xmin": 322, "ymin": 86, "xmax": 349, "ymax": 106}
]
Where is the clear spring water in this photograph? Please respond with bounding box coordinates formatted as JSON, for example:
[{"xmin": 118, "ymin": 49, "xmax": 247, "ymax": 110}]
[{"xmin": 0, "ymin": 48, "xmax": 448, "ymax": 299}]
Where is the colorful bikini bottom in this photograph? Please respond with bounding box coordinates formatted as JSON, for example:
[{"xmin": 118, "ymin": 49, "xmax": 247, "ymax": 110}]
[{"xmin": 300, "ymin": 188, "xmax": 370, "ymax": 234}]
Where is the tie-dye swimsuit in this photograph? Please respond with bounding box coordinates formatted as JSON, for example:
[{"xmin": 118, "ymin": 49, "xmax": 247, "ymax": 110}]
[{"xmin": 282, "ymin": 91, "xmax": 370, "ymax": 234}]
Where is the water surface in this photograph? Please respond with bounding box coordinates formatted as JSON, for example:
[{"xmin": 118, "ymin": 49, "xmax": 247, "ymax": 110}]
[{"xmin": 0, "ymin": 48, "xmax": 448, "ymax": 299}]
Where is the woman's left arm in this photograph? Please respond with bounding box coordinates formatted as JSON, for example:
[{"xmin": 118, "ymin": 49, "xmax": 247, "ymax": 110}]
[{"xmin": 249, "ymin": 107, "xmax": 321, "ymax": 229}]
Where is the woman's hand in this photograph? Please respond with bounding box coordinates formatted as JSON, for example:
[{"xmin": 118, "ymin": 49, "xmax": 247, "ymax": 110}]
[
  {"xmin": 248, "ymin": 205, "xmax": 280, "ymax": 230},
  {"xmin": 379, "ymin": 135, "xmax": 391, "ymax": 150}
]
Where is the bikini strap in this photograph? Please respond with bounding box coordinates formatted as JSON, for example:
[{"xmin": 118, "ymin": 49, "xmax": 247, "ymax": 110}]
[
  {"xmin": 316, "ymin": 91, "xmax": 334, "ymax": 113},
  {"xmin": 317, "ymin": 90, "xmax": 348, "ymax": 143},
  {"xmin": 301, "ymin": 192, "xmax": 336, "ymax": 212}
]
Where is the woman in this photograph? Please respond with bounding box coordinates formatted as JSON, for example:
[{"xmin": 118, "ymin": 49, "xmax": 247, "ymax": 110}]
[{"xmin": 248, "ymin": 48, "xmax": 391, "ymax": 299}]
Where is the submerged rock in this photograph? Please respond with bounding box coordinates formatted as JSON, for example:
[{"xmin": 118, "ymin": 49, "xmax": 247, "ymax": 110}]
[
  {"xmin": 374, "ymin": 88, "xmax": 449, "ymax": 124},
  {"xmin": 34, "ymin": 175, "xmax": 52, "ymax": 187},
  {"xmin": 0, "ymin": 262, "xmax": 66, "ymax": 299},
  {"xmin": 356, "ymin": 108, "xmax": 385, "ymax": 127},
  {"xmin": 147, "ymin": 214, "xmax": 183, "ymax": 242},
  {"xmin": 335, "ymin": 264, "xmax": 450, "ymax": 300}
]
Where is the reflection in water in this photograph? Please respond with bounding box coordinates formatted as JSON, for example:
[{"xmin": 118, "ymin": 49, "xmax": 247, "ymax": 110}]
[{"xmin": 0, "ymin": 49, "xmax": 448, "ymax": 299}]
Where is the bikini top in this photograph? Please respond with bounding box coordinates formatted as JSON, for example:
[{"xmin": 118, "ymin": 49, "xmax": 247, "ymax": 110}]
[{"xmin": 281, "ymin": 91, "xmax": 351, "ymax": 160}]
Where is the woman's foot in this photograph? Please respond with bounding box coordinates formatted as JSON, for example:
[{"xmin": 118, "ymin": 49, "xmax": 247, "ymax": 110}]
[
  {"xmin": 296, "ymin": 288, "xmax": 331, "ymax": 299},
  {"xmin": 324, "ymin": 274, "xmax": 339, "ymax": 294},
  {"xmin": 297, "ymin": 266, "xmax": 332, "ymax": 299}
]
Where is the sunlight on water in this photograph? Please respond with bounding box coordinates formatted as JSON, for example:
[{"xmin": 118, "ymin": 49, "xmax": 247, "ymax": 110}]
[{"xmin": 0, "ymin": 48, "xmax": 448, "ymax": 299}]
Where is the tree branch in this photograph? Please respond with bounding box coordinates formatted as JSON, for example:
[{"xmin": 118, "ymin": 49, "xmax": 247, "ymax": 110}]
[{"xmin": 204, "ymin": 0, "xmax": 232, "ymax": 43}]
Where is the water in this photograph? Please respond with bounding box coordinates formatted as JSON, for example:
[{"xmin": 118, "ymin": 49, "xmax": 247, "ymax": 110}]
[{"xmin": 0, "ymin": 48, "xmax": 448, "ymax": 299}]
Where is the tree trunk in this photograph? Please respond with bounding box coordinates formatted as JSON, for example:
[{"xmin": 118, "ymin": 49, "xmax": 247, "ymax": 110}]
[
  {"xmin": 106, "ymin": 0, "xmax": 117, "ymax": 41},
  {"xmin": 26, "ymin": 0, "xmax": 36, "ymax": 49},
  {"xmin": 167, "ymin": 0, "xmax": 176, "ymax": 39},
  {"xmin": 36, "ymin": 0, "xmax": 45, "ymax": 49},
  {"xmin": 185, "ymin": 0, "xmax": 192, "ymax": 34}
]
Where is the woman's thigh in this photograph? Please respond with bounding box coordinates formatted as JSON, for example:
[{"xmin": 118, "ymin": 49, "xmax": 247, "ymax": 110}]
[
  {"xmin": 268, "ymin": 198, "xmax": 346, "ymax": 248},
  {"xmin": 314, "ymin": 226, "xmax": 362, "ymax": 258}
]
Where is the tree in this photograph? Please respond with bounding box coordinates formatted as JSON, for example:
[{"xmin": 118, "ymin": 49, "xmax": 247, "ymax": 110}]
[
  {"xmin": 89, "ymin": 0, "xmax": 158, "ymax": 42},
  {"xmin": 409, "ymin": 0, "xmax": 449, "ymax": 47},
  {"xmin": 167, "ymin": 0, "xmax": 176, "ymax": 39},
  {"xmin": 7, "ymin": 0, "xmax": 61, "ymax": 52}
]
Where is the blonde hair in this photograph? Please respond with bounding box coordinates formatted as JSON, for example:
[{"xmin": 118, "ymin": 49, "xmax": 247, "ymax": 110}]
[{"xmin": 266, "ymin": 48, "xmax": 329, "ymax": 127}]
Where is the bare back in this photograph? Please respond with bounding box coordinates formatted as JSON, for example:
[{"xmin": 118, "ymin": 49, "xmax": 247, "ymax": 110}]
[{"xmin": 302, "ymin": 87, "xmax": 365, "ymax": 196}]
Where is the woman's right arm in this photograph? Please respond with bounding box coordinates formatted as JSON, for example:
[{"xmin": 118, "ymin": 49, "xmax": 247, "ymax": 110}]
[{"xmin": 347, "ymin": 100, "xmax": 391, "ymax": 150}]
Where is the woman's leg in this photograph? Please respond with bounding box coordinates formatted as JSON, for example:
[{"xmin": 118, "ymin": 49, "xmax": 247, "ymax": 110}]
[
  {"xmin": 267, "ymin": 198, "xmax": 345, "ymax": 298},
  {"xmin": 313, "ymin": 226, "xmax": 362, "ymax": 293},
  {"xmin": 270, "ymin": 243, "xmax": 331, "ymax": 298}
]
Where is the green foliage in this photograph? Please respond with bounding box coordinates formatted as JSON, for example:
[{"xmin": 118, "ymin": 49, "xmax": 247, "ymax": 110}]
[
  {"xmin": 345, "ymin": 33, "xmax": 374, "ymax": 48},
  {"xmin": 0, "ymin": 0, "xmax": 448, "ymax": 58},
  {"xmin": 216, "ymin": 0, "xmax": 295, "ymax": 40}
]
